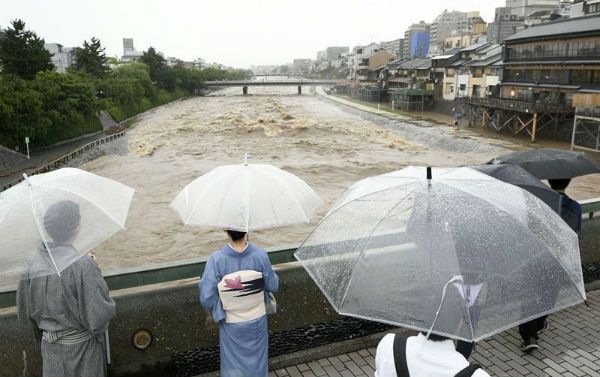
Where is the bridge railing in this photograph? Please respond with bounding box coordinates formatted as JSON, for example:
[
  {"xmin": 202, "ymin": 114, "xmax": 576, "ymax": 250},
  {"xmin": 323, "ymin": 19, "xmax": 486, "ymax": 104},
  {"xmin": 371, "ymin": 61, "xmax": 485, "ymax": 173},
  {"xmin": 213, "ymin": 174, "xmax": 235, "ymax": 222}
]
[{"xmin": 203, "ymin": 79, "xmax": 345, "ymax": 86}]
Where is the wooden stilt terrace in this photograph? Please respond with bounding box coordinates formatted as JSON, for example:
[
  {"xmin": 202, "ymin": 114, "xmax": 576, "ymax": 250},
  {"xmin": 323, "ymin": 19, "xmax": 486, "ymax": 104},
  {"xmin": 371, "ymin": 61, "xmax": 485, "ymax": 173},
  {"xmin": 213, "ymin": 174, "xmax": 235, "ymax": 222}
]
[{"xmin": 457, "ymin": 97, "xmax": 575, "ymax": 143}]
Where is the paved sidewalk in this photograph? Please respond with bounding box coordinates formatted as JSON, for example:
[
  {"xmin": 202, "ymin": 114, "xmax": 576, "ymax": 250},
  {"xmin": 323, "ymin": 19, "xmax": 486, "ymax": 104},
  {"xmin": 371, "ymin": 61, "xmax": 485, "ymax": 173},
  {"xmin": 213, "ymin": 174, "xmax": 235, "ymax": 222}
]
[{"xmin": 269, "ymin": 290, "xmax": 600, "ymax": 377}]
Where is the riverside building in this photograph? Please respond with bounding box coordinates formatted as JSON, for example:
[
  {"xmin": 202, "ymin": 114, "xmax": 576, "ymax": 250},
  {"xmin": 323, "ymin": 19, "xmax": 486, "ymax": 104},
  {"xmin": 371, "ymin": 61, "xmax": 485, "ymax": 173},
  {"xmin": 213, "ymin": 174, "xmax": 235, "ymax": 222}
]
[
  {"xmin": 460, "ymin": 15, "xmax": 600, "ymax": 143},
  {"xmin": 44, "ymin": 43, "xmax": 75, "ymax": 73},
  {"xmin": 404, "ymin": 22, "xmax": 430, "ymax": 59}
]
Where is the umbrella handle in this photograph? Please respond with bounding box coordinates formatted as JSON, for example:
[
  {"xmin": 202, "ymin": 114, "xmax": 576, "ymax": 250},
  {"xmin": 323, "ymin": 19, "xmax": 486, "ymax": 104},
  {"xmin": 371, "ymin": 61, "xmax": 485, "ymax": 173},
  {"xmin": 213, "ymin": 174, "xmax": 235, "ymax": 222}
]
[{"xmin": 425, "ymin": 275, "xmax": 463, "ymax": 340}]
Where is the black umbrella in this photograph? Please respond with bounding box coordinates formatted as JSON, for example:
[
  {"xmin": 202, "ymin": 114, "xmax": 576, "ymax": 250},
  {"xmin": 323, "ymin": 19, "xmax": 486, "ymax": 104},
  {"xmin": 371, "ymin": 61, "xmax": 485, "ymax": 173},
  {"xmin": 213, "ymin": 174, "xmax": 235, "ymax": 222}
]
[
  {"xmin": 489, "ymin": 148, "xmax": 600, "ymax": 180},
  {"xmin": 471, "ymin": 164, "xmax": 561, "ymax": 213}
]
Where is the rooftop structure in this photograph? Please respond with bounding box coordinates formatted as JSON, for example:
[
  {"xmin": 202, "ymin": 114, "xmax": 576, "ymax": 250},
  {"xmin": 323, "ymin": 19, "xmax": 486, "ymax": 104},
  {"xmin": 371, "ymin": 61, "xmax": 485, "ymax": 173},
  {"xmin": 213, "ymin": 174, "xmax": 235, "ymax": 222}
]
[
  {"xmin": 488, "ymin": 7, "xmax": 525, "ymax": 43},
  {"xmin": 348, "ymin": 43, "xmax": 381, "ymax": 81},
  {"xmin": 429, "ymin": 10, "xmax": 469, "ymax": 55},
  {"xmin": 404, "ymin": 21, "xmax": 430, "ymax": 59},
  {"xmin": 571, "ymin": 0, "xmax": 600, "ymax": 18},
  {"xmin": 379, "ymin": 39, "xmax": 405, "ymax": 59},
  {"xmin": 325, "ymin": 46, "xmax": 349, "ymax": 60},
  {"xmin": 504, "ymin": 14, "xmax": 600, "ymax": 42},
  {"xmin": 44, "ymin": 43, "xmax": 75, "ymax": 73},
  {"xmin": 506, "ymin": 0, "xmax": 561, "ymax": 17},
  {"xmin": 292, "ymin": 59, "xmax": 313, "ymax": 75},
  {"xmin": 122, "ymin": 38, "xmax": 143, "ymax": 62}
]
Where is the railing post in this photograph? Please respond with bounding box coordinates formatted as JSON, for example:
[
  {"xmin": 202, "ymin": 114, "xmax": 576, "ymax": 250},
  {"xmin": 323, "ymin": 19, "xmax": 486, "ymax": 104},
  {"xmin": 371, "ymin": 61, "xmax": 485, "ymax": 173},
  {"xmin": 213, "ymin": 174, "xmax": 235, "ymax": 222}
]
[
  {"xmin": 596, "ymin": 122, "xmax": 600, "ymax": 151},
  {"xmin": 571, "ymin": 115, "xmax": 578, "ymax": 151},
  {"xmin": 481, "ymin": 110, "xmax": 488, "ymax": 129},
  {"xmin": 531, "ymin": 112, "xmax": 538, "ymax": 143}
]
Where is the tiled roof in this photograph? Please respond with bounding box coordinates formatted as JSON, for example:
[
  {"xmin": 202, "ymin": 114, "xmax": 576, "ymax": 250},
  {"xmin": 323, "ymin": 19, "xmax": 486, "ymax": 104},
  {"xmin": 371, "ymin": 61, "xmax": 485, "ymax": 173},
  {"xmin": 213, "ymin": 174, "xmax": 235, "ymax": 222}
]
[{"xmin": 505, "ymin": 15, "xmax": 600, "ymax": 42}]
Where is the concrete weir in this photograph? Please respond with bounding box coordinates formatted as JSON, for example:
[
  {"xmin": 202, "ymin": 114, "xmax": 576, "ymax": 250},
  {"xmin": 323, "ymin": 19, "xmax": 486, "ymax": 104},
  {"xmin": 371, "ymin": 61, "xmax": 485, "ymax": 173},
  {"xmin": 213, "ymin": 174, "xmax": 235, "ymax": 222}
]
[{"xmin": 1, "ymin": 214, "xmax": 599, "ymax": 376}]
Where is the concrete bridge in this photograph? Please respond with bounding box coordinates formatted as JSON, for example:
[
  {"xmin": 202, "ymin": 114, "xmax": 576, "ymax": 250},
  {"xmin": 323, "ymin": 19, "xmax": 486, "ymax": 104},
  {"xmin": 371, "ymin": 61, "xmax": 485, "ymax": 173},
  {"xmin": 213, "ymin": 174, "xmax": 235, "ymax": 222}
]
[
  {"xmin": 203, "ymin": 79, "xmax": 345, "ymax": 94},
  {"xmin": 251, "ymin": 74, "xmax": 296, "ymax": 77}
]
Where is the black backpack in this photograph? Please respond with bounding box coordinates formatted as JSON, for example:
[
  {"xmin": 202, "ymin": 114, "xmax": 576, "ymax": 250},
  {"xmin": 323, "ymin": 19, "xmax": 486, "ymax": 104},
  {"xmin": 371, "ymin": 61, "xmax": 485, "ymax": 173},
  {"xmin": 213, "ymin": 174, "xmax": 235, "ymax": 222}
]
[{"xmin": 392, "ymin": 334, "xmax": 482, "ymax": 377}]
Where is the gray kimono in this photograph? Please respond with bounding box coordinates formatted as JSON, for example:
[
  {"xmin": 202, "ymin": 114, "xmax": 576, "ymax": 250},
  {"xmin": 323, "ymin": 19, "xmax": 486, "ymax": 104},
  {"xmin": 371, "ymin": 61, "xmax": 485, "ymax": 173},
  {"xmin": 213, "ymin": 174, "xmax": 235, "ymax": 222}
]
[{"xmin": 17, "ymin": 252, "xmax": 116, "ymax": 377}]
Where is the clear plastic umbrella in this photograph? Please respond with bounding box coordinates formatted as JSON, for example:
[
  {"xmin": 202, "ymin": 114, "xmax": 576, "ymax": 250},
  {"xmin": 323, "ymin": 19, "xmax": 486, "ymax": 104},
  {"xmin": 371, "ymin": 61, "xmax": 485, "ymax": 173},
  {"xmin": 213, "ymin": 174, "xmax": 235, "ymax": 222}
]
[
  {"xmin": 170, "ymin": 158, "xmax": 322, "ymax": 231},
  {"xmin": 0, "ymin": 168, "xmax": 134, "ymax": 288},
  {"xmin": 295, "ymin": 166, "xmax": 585, "ymax": 342}
]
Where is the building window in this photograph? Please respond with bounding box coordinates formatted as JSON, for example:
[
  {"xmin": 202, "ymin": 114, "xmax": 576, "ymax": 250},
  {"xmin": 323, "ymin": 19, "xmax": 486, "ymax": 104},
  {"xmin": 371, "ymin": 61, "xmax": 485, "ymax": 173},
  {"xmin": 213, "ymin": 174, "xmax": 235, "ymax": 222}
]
[
  {"xmin": 459, "ymin": 84, "xmax": 466, "ymax": 91},
  {"xmin": 508, "ymin": 40, "xmax": 600, "ymax": 60},
  {"xmin": 587, "ymin": 3, "xmax": 600, "ymax": 13},
  {"xmin": 517, "ymin": 89, "xmax": 533, "ymax": 102},
  {"xmin": 591, "ymin": 70, "xmax": 600, "ymax": 85},
  {"xmin": 473, "ymin": 85, "xmax": 481, "ymax": 97},
  {"xmin": 571, "ymin": 70, "xmax": 592, "ymax": 85}
]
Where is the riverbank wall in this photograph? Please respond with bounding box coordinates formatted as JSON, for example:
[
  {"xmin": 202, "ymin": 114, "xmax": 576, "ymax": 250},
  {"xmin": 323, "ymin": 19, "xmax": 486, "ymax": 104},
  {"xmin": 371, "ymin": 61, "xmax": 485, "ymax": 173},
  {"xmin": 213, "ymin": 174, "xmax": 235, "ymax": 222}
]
[{"xmin": 325, "ymin": 88, "xmax": 576, "ymax": 143}]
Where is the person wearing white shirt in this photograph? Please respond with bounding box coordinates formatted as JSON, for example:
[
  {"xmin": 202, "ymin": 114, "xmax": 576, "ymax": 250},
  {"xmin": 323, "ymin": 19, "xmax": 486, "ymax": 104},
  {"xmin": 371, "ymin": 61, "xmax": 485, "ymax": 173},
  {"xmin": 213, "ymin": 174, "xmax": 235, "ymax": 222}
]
[{"xmin": 375, "ymin": 332, "xmax": 490, "ymax": 377}]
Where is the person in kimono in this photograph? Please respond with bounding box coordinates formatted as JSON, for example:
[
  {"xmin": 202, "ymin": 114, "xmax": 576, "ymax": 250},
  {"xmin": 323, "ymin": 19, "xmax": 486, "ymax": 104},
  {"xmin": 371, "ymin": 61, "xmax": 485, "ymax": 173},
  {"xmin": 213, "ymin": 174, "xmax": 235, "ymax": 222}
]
[
  {"xmin": 17, "ymin": 201, "xmax": 116, "ymax": 377},
  {"xmin": 200, "ymin": 229, "xmax": 279, "ymax": 377}
]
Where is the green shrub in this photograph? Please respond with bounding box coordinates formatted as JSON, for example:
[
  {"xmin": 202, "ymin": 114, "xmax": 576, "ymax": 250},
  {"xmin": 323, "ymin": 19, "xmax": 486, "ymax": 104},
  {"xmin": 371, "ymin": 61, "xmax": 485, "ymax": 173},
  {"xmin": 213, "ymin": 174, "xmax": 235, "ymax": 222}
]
[{"xmin": 1, "ymin": 60, "xmax": 244, "ymax": 148}]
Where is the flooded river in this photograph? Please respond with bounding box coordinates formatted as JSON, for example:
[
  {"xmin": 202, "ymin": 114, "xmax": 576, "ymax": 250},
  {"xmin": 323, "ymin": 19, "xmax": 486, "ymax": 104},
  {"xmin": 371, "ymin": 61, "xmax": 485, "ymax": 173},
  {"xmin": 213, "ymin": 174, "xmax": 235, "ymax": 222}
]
[{"xmin": 71, "ymin": 85, "xmax": 599, "ymax": 270}]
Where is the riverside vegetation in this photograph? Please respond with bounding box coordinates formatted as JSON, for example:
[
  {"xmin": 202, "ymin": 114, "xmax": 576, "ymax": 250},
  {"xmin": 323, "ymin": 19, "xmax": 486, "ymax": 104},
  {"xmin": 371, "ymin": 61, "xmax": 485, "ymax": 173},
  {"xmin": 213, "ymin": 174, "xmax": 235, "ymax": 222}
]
[{"xmin": 0, "ymin": 19, "xmax": 251, "ymax": 150}]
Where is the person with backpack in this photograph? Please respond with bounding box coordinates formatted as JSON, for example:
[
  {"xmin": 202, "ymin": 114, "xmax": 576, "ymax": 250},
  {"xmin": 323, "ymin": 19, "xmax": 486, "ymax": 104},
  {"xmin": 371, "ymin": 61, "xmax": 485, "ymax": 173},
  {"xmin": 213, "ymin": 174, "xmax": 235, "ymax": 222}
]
[{"xmin": 374, "ymin": 332, "xmax": 490, "ymax": 377}]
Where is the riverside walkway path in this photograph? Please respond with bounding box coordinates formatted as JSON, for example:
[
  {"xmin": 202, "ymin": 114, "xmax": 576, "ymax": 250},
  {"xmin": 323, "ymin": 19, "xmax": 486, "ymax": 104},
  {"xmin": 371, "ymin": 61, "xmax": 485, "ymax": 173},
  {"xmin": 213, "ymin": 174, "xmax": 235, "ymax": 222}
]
[{"xmin": 268, "ymin": 289, "xmax": 600, "ymax": 377}]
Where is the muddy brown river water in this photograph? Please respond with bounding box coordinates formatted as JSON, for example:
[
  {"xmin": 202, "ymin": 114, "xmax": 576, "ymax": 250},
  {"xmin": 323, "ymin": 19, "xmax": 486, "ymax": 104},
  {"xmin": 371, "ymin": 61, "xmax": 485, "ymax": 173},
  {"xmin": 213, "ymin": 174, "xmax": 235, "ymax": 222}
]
[{"xmin": 74, "ymin": 86, "xmax": 599, "ymax": 270}]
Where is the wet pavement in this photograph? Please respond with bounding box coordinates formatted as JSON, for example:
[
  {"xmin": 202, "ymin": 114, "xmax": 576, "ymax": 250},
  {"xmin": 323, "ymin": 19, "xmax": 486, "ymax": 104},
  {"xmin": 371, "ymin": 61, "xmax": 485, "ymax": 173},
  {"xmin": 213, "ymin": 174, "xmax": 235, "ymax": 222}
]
[
  {"xmin": 196, "ymin": 290, "xmax": 600, "ymax": 377},
  {"xmin": 0, "ymin": 132, "xmax": 104, "ymax": 186},
  {"xmin": 260, "ymin": 289, "xmax": 600, "ymax": 377}
]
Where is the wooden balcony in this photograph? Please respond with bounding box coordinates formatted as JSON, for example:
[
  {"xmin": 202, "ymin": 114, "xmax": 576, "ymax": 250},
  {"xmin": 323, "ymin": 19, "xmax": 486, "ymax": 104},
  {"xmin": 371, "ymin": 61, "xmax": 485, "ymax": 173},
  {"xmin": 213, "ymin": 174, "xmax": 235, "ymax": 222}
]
[{"xmin": 458, "ymin": 96, "xmax": 575, "ymax": 115}]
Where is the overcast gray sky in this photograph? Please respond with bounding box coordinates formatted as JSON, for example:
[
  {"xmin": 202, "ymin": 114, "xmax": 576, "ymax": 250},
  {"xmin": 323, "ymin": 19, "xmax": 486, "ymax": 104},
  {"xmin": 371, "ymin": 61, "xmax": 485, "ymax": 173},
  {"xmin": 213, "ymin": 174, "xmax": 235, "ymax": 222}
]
[{"xmin": 2, "ymin": 0, "xmax": 505, "ymax": 68}]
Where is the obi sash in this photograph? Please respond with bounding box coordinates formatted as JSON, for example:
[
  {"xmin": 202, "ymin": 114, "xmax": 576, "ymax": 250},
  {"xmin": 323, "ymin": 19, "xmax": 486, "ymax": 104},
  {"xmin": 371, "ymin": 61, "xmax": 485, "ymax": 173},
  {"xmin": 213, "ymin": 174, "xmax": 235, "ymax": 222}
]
[
  {"xmin": 218, "ymin": 270, "xmax": 266, "ymax": 323},
  {"xmin": 42, "ymin": 328, "xmax": 96, "ymax": 345}
]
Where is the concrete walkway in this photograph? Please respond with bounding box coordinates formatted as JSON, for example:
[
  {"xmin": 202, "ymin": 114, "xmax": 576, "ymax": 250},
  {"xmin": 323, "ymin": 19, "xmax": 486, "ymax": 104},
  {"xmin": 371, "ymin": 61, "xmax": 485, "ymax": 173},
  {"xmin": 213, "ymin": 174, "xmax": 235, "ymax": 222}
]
[
  {"xmin": 0, "ymin": 132, "xmax": 104, "ymax": 186},
  {"xmin": 268, "ymin": 289, "xmax": 600, "ymax": 377}
]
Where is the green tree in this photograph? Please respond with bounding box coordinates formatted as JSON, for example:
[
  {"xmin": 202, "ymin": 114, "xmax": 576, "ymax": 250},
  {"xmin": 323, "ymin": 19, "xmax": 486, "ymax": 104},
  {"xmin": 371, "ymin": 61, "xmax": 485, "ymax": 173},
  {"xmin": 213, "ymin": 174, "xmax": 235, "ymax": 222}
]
[
  {"xmin": 31, "ymin": 71, "xmax": 100, "ymax": 144},
  {"xmin": 173, "ymin": 66, "xmax": 203, "ymax": 92},
  {"xmin": 141, "ymin": 47, "xmax": 176, "ymax": 90},
  {"xmin": 97, "ymin": 63, "xmax": 155, "ymax": 120},
  {"xmin": 71, "ymin": 37, "xmax": 109, "ymax": 78},
  {"xmin": 0, "ymin": 75, "xmax": 47, "ymax": 146},
  {"xmin": 0, "ymin": 19, "xmax": 53, "ymax": 79},
  {"xmin": 107, "ymin": 56, "xmax": 119, "ymax": 66}
]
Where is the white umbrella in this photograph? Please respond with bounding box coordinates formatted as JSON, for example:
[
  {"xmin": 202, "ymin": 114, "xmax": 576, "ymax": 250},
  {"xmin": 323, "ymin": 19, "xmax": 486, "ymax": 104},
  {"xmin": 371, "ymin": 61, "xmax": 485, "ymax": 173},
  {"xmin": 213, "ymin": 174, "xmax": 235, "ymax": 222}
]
[
  {"xmin": 170, "ymin": 158, "xmax": 322, "ymax": 231},
  {"xmin": 0, "ymin": 168, "xmax": 134, "ymax": 287}
]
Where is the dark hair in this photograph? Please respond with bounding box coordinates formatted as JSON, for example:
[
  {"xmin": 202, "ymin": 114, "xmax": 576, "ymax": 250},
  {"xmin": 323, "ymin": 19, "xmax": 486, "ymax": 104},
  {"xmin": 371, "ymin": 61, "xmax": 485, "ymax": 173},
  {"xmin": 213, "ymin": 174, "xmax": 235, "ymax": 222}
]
[
  {"xmin": 548, "ymin": 178, "xmax": 571, "ymax": 191},
  {"xmin": 421, "ymin": 332, "xmax": 449, "ymax": 342},
  {"xmin": 43, "ymin": 201, "xmax": 81, "ymax": 243},
  {"xmin": 226, "ymin": 230, "xmax": 247, "ymax": 241}
]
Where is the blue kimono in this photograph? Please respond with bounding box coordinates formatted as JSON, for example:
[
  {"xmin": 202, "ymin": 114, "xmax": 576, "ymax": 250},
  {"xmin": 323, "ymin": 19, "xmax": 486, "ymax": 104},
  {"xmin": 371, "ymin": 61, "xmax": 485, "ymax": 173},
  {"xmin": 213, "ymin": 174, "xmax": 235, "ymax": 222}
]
[{"xmin": 200, "ymin": 243, "xmax": 279, "ymax": 377}]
